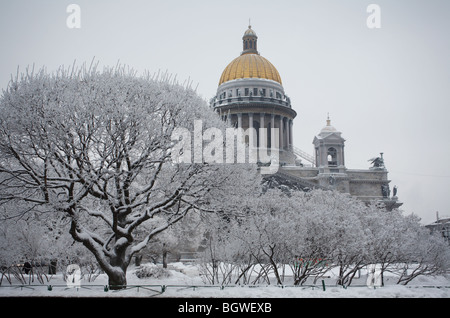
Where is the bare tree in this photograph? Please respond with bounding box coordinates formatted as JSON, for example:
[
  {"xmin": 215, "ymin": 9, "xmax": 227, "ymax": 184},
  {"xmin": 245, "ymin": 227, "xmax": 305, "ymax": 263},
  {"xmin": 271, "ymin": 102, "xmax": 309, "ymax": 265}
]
[{"xmin": 0, "ymin": 64, "xmax": 260, "ymax": 289}]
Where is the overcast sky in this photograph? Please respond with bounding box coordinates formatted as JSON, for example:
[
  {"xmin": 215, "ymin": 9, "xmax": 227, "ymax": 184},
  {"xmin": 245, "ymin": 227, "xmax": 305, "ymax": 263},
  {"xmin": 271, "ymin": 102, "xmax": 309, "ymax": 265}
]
[{"xmin": 1, "ymin": 0, "xmax": 449, "ymax": 224}]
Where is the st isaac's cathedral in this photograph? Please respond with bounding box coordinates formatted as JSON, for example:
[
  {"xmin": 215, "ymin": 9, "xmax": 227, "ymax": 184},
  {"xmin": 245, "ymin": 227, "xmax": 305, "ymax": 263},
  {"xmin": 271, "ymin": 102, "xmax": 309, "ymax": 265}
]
[{"xmin": 210, "ymin": 25, "xmax": 402, "ymax": 211}]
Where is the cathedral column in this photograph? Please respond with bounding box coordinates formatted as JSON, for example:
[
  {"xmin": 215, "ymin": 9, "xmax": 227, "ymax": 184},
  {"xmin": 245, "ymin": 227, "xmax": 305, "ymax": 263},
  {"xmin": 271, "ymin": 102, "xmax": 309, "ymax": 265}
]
[
  {"xmin": 338, "ymin": 146, "xmax": 345, "ymax": 167},
  {"xmin": 286, "ymin": 118, "xmax": 290, "ymax": 150},
  {"xmin": 260, "ymin": 113, "xmax": 266, "ymax": 148},
  {"xmin": 237, "ymin": 113, "xmax": 242, "ymax": 129},
  {"xmin": 271, "ymin": 114, "xmax": 276, "ymax": 149},
  {"xmin": 248, "ymin": 113, "xmax": 256, "ymax": 148},
  {"xmin": 289, "ymin": 119, "xmax": 293, "ymax": 151},
  {"xmin": 279, "ymin": 116, "xmax": 284, "ymax": 150}
]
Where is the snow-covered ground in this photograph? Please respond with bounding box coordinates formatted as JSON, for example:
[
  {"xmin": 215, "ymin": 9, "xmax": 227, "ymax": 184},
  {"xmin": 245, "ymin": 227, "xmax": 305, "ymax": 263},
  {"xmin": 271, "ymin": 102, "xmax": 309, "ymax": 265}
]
[{"xmin": 0, "ymin": 262, "xmax": 448, "ymax": 298}]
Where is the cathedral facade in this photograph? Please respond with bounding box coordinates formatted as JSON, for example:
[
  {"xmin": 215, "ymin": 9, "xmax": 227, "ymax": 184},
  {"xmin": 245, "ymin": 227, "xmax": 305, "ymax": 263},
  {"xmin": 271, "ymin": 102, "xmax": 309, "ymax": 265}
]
[{"xmin": 210, "ymin": 25, "xmax": 402, "ymax": 210}]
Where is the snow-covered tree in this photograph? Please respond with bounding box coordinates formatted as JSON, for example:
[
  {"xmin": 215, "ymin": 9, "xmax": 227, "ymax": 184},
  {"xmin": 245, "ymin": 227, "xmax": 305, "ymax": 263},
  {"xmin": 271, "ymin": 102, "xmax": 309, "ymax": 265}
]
[
  {"xmin": 138, "ymin": 210, "xmax": 205, "ymax": 268},
  {"xmin": 393, "ymin": 214, "xmax": 450, "ymax": 285},
  {"xmin": 361, "ymin": 202, "xmax": 405, "ymax": 286},
  {"xmin": 200, "ymin": 187, "xmax": 450, "ymax": 286},
  {"xmin": 0, "ymin": 201, "xmax": 66, "ymax": 266},
  {"xmin": 240, "ymin": 190, "xmax": 298, "ymax": 285},
  {"xmin": 0, "ymin": 63, "xmax": 260, "ymax": 289},
  {"xmin": 288, "ymin": 191, "xmax": 338, "ymax": 285}
]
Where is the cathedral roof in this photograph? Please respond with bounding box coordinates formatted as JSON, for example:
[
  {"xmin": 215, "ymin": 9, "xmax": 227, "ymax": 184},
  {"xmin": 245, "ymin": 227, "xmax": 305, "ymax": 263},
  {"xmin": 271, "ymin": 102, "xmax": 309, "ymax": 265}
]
[
  {"xmin": 320, "ymin": 123, "xmax": 338, "ymax": 134},
  {"xmin": 320, "ymin": 116, "xmax": 339, "ymax": 134},
  {"xmin": 218, "ymin": 26, "xmax": 282, "ymax": 86},
  {"xmin": 219, "ymin": 54, "xmax": 282, "ymax": 86},
  {"xmin": 315, "ymin": 116, "xmax": 344, "ymax": 142}
]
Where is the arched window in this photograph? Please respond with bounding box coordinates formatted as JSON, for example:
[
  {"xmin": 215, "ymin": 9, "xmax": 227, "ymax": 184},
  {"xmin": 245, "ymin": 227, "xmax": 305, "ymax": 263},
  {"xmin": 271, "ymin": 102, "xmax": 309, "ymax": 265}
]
[{"xmin": 327, "ymin": 147, "xmax": 337, "ymax": 166}]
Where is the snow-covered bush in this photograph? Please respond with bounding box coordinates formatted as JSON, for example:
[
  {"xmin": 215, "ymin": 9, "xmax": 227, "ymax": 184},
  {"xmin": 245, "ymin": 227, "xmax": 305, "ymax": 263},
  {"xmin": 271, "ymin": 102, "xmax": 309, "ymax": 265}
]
[{"xmin": 134, "ymin": 264, "xmax": 171, "ymax": 279}]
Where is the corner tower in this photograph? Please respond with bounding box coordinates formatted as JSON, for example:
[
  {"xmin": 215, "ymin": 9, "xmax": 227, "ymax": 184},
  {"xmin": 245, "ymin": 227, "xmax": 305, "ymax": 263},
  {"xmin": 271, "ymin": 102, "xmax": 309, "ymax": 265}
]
[
  {"xmin": 313, "ymin": 116, "xmax": 346, "ymax": 174},
  {"xmin": 211, "ymin": 25, "xmax": 297, "ymax": 165},
  {"xmin": 312, "ymin": 116, "xmax": 349, "ymax": 192}
]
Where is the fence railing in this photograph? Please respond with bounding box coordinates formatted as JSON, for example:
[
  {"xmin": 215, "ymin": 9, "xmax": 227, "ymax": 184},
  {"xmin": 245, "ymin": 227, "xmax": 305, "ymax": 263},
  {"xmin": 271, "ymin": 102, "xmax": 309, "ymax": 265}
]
[{"xmin": 1, "ymin": 282, "xmax": 449, "ymax": 296}]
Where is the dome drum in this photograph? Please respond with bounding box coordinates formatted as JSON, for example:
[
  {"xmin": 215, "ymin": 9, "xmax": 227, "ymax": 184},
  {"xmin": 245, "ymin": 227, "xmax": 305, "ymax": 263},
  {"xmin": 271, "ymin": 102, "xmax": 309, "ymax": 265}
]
[
  {"xmin": 214, "ymin": 103, "xmax": 297, "ymax": 121},
  {"xmin": 212, "ymin": 78, "xmax": 293, "ymax": 110},
  {"xmin": 213, "ymin": 97, "xmax": 293, "ymax": 114}
]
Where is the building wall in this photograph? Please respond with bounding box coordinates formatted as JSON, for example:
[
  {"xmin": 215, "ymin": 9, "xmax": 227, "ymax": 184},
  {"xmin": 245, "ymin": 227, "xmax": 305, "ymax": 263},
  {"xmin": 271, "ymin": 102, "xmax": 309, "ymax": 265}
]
[
  {"xmin": 280, "ymin": 166, "xmax": 390, "ymax": 200},
  {"xmin": 347, "ymin": 169, "xmax": 388, "ymax": 198},
  {"xmin": 349, "ymin": 181, "xmax": 382, "ymax": 198}
]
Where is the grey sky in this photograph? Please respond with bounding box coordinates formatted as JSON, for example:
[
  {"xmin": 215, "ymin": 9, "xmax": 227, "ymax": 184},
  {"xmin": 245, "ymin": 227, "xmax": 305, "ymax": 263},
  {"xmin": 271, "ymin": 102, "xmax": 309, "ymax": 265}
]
[{"xmin": 1, "ymin": 0, "xmax": 449, "ymax": 224}]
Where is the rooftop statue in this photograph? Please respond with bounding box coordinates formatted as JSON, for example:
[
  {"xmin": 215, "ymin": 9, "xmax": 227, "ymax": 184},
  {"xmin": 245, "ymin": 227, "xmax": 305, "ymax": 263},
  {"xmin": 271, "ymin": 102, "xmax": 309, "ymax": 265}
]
[{"xmin": 369, "ymin": 152, "xmax": 385, "ymax": 169}]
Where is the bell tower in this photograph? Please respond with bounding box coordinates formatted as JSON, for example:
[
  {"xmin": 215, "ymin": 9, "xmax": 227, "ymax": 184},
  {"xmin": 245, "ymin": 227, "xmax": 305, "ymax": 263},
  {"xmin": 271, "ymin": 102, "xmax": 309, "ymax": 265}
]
[{"xmin": 313, "ymin": 116, "xmax": 349, "ymax": 190}]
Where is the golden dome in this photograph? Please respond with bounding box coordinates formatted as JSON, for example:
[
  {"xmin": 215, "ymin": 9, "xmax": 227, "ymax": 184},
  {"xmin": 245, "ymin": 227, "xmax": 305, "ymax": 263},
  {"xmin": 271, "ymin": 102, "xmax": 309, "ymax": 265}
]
[{"xmin": 219, "ymin": 53, "xmax": 282, "ymax": 86}]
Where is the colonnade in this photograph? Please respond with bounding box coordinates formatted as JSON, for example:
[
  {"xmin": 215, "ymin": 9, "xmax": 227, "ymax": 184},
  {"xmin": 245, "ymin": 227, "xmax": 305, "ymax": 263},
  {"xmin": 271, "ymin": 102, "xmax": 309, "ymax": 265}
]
[{"xmin": 225, "ymin": 112, "xmax": 293, "ymax": 151}]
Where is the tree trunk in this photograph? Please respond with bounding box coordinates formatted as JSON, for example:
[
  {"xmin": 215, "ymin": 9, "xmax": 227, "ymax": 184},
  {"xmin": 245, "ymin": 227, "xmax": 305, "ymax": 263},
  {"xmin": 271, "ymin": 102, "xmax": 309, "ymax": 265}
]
[
  {"xmin": 162, "ymin": 250, "xmax": 168, "ymax": 269},
  {"xmin": 106, "ymin": 243, "xmax": 129, "ymax": 290},
  {"xmin": 108, "ymin": 270, "xmax": 127, "ymax": 290},
  {"xmin": 48, "ymin": 260, "xmax": 57, "ymax": 275},
  {"xmin": 265, "ymin": 246, "xmax": 282, "ymax": 285},
  {"xmin": 135, "ymin": 255, "xmax": 143, "ymax": 267}
]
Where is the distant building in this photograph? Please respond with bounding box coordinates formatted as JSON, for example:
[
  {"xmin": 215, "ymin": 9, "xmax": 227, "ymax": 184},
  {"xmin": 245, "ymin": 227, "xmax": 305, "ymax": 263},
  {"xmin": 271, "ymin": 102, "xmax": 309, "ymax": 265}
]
[
  {"xmin": 211, "ymin": 25, "xmax": 402, "ymax": 210},
  {"xmin": 425, "ymin": 213, "xmax": 450, "ymax": 243}
]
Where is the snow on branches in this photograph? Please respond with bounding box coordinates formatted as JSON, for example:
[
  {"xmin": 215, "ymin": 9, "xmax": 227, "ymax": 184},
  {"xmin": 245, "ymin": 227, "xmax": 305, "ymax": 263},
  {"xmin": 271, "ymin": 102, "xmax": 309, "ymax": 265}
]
[
  {"xmin": 0, "ymin": 63, "xmax": 260, "ymax": 288},
  {"xmin": 200, "ymin": 189, "xmax": 450, "ymax": 286}
]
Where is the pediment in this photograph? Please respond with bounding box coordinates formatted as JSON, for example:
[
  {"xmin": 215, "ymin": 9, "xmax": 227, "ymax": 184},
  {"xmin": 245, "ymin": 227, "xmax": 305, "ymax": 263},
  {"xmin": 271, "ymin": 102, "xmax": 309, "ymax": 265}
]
[{"xmin": 313, "ymin": 132, "xmax": 345, "ymax": 144}]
